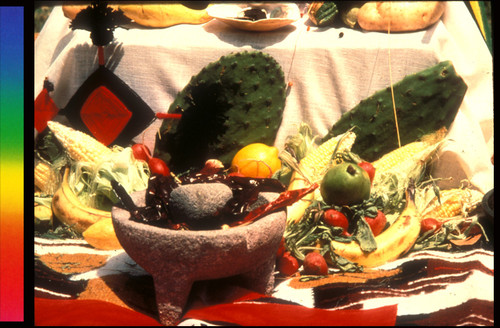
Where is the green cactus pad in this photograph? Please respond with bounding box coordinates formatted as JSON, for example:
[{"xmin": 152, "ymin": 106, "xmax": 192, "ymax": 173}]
[
  {"xmin": 154, "ymin": 51, "xmax": 286, "ymax": 173},
  {"xmin": 322, "ymin": 61, "xmax": 467, "ymax": 162}
]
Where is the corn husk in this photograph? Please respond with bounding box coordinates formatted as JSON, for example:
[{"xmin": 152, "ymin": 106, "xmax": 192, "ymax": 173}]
[
  {"xmin": 69, "ymin": 147, "xmax": 150, "ymax": 211},
  {"xmin": 371, "ymin": 139, "xmax": 445, "ymax": 214}
]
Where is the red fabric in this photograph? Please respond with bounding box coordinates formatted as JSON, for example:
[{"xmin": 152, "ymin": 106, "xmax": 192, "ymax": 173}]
[
  {"xmin": 184, "ymin": 302, "xmax": 397, "ymax": 326},
  {"xmin": 35, "ymin": 288, "xmax": 397, "ymax": 326},
  {"xmin": 34, "ymin": 88, "xmax": 59, "ymax": 132},
  {"xmin": 80, "ymin": 85, "xmax": 132, "ymax": 146},
  {"xmin": 34, "ymin": 297, "xmax": 162, "ymax": 326}
]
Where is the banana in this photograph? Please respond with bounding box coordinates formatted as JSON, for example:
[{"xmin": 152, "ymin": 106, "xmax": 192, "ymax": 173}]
[
  {"xmin": 117, "ymin": 4, "xmax": 213, "ymax": 28},
  {"xmin": 329, "ymin": 184, "xmax": 421, "ymax": 268},
  {"xmin": 286, "ymin": 171, "xmax": 315, "ymax": 224},
  {"xmin": 63, "ymin": 4, "xmax": 213, "ymax": 28},
  {"xmin": 51, "ymin": 168, "xmax": 111, "ymax": 234}
]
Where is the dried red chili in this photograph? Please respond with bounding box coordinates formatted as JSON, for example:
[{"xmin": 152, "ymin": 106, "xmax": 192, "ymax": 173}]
[{"xmin": 230, "ymin": 183, "xmax": 319, "ymax": 227}]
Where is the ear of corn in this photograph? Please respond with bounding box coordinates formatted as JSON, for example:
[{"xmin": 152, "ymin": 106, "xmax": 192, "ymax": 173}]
[
  {"xmin": 372, "ymin": 127, "xmax": 447, "ymax": 175},
  {"xmin": 422, "ymin": 188, "xmax": 484, "ymax": 220},
  {"xmin": 47, "ymin": 121, "xmax": 112, "ymax": 163},
  {"xmin": 372, "ymin": 140, "xmax": 429, "ymax": 174},
  {"xmin": 291, "ymin": 130, "xmax": 357, "ymax": 188},
  {"xmin": 35, "ymin": 161, "xmax": 58, "ymax": 194},
  {"xmin": 287, "ymin": 131, "xmax": 356, "ymax": 224},
  {"xmin": 370, "ymin": 128, "xmax": 448, "ymax": 214}
]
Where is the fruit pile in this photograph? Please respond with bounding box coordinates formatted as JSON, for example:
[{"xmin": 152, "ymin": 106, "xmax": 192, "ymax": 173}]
[
  {"xmin": 34, "ymin": 52, "xmax": 487, "ymax": 272},
  {"xmin": 274, "ymin": 125, "xmax": 486, "ymax": 276}
]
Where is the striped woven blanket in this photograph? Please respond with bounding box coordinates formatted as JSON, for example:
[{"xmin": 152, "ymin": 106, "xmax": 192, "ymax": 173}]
[{"xmin": 34, "ymin": 237, "xmax": 493, "ymax": 326}]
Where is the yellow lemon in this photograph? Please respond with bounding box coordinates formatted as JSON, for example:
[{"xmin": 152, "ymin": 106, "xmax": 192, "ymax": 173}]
[
  {"xmin": 231, "ymin": 143, "xmax": 281, "ymax": 178},
  {"xmin": 83, "ymin": 218, "xmax": 122, "ymax": 250}
]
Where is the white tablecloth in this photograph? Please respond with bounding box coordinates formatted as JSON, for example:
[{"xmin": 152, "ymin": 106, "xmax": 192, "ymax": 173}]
[{"xmin": 34, "ymin": 2, "xmax": 493, "ymax": 193}]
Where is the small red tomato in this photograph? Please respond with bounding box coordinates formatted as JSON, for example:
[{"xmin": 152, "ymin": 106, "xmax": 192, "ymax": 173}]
[
  {"xmin": 364, "ymin": 210, "xmax": 387, "ymax": 236},
  {"xmin": 421, "ymin": 217, "xmax": 442, "ymax": 234},
  {"xmin": 302, "ymin": 252, "xmax": 328, "ymax": 276},
  {"xmin": 277, "ymin": 251, "xmax": 299, "ymax": 276},
  {"xmin": 148, "ymin": 157, "xmax": 170, "ymax": 176},
  {"xmin": 322, "ymin": 209, "xmax": 350, "ymax": 236},
  {"xmin": 358, "ymin": 161, "xmax": 376, "ymax": 183},
  {"xmin": 132, "ymin": 143, "xmax": 152, "ymax": 162}
]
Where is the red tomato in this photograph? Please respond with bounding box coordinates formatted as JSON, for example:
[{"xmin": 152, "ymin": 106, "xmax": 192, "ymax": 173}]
[
  {"xmin": 277, "ymin": 251, "xmax": 299, "ymax": 276},
  {"xmin": 322, "ymin": 209, "xmax": 350, "ymax": 236},
  {"xmin": 421, "ymin": 218, "xmax": 442, "ymax": 233},
  {"xmin": 132, "ymin": 143, "xmax": 152, "ymax": 162},
  {"xmin": 364, "ymin": 210, "xmax": 387, "ymax": 236},
  {"xmin": 148, "ymin": 157, "xmax": 170, "ymax": 176},
  {"xmin": 303, "ymin": 252, "xmax": 328, "ymax": 276},
  {"xmin": 358, "ymin": 161, "xmax": 376, "ymax": 183}
]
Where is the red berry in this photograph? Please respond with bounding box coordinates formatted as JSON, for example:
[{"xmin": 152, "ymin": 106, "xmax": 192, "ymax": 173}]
[
  {"xmin": 303, "ymin": 252, "xmax": 328, "ymax": 276},
  {"xmin": 148, "ymin": 157, "xmax": 170, "ymax": 176},
  {"xmin": 358, "ymin": 161, "xmax": 376, "ymax": 184},
  {"xmin": 364, "ymin": 210, "xmax": 387, "ymax": 236},
  {"xmin": 277, "ymin": 252, "xmax": 299, "ymax": 276},
  {"xmin": 421, "ymin": 217, "xmax": 442, "ymax": 233},
  {"xmin": 132, "ymin": 143, "xmax": 152, "ymax": 162},
  {"xmin": 322, "ymin": 209, "xmax": 350, "ymax": 236}
]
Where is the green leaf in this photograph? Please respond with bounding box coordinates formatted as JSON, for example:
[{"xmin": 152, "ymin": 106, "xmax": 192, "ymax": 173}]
[
  {"xmin": 410, "ymin": 216, "xmax": 488, "ymax": 252},
  {"xmin": 352, "ymin": 216, "xmax": 377, "ymax": 252},
  {"xmin": 327, "ymin": 244, "xmax": 363, "ymax": 273},
  {"xmin": 35, "ymin": 130, "xmax": 65, "ymax": 163}
]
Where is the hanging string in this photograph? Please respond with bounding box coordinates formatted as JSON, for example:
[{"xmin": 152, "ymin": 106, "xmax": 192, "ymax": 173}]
[
  {"xmin": 286, "ymin": 5, "xmax": 309, "ymax": 89},
  {"xmin": 387, "ymin": 3, "xmax": 401, "ymax": 148}
]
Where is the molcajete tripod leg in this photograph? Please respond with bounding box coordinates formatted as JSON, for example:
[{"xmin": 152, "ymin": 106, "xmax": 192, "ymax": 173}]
[
  {"xmin": 239, "ymin": 256, "xmax": 277, "ymax": 295},
  {"xmin": 153, "ymin": 275, "xmax": 193, "ymax": 326}
]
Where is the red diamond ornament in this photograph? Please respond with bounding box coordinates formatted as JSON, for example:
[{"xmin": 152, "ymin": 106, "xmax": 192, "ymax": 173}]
[
  {"xmin": 62, "ymin": 66, "xmax": 156, "ymax": 147},
  {"xmin": 34, "ymin": 88, "xmax": 59, "ymax": 133},
  {"xmin": 80, "ymin": 85, "xmax": 132, "ymax": 146}
]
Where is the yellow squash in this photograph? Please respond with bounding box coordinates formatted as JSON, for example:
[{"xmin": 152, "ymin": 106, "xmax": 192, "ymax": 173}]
[{"xmin": 83, "ymin": 218, "xmax": 122, "ymax": 250}]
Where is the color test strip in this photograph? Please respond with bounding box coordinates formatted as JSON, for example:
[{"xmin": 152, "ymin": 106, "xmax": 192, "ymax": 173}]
[{"xmin": 0, "ymin": 6, "xmax": 24, "ymax": 322}]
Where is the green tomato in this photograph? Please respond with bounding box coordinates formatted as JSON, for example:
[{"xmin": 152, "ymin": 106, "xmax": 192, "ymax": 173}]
[{"xmin": 320, "ymin": 162, "xmax": 371, "ymax": 206}]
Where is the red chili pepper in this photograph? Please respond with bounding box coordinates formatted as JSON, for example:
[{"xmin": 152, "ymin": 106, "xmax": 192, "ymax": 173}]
[
  {"xmin": 230, "ymin": 183, "xmax": 319, "ymax": 227},
  {"xmin": 156, "ymin": 113, "xmax": 182, "ymax": 119}
]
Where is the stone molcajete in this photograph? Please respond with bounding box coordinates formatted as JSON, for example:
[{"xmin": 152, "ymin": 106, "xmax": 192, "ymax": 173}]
[{"xmin": 111, "ymin": 188, "xmax": 286, "ymax": 326}]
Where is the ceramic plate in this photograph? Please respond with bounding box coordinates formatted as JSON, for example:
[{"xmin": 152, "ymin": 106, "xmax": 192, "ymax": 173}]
[{"xmin": 207, "ymin": 3, "xmax": 300, "ymax": 32}]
